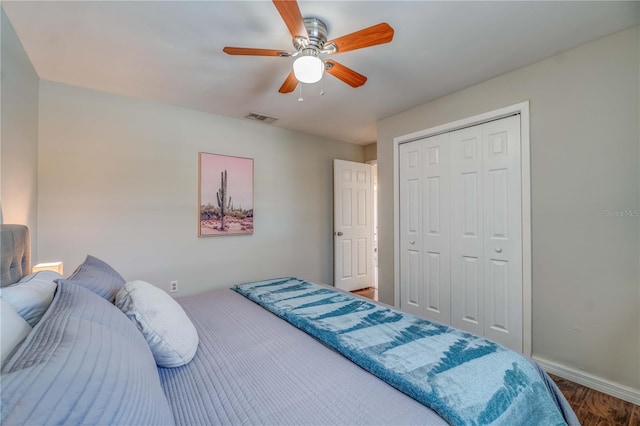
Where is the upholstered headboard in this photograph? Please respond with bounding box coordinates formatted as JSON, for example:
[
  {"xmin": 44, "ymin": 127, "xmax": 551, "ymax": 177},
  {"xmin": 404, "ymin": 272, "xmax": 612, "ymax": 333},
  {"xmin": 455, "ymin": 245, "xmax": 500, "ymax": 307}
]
[{"xmin": 1, "ymin": 225, "xmax": 31, "ymax": 287}]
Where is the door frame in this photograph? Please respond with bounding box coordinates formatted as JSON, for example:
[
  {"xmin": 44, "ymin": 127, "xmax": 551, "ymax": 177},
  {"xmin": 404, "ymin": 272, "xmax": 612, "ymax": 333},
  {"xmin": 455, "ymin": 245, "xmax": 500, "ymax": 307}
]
[
  {"xmin": 366, "ymin": 160, "xmax": 379, "ymax": 292},
  {"xmin": 393, "ymin": 101, "xmax": 532, "ymax": 356}
]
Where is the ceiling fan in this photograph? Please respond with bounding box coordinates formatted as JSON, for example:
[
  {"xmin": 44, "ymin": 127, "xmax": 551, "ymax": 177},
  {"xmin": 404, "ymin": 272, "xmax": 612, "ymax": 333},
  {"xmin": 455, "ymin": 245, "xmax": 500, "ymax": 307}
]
[{"xmin": 223, "ymin": 0, "xmax": 394, "ymax": 94}]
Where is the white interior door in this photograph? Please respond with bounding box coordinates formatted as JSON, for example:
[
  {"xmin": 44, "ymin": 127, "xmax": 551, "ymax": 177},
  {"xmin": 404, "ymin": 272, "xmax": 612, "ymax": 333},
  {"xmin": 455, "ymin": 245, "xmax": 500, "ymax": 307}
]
[{"xmin": 333, "ymin": 160, "xmax": 373, "ymax": 291}]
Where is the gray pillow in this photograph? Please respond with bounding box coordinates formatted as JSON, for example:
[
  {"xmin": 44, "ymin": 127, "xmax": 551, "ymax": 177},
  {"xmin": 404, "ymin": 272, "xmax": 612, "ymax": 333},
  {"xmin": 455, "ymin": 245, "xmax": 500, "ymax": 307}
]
[
  {"xmin": 1, "ymin": 282, "xmax": 174, "ymax": 425},
  {"xmin": 59, "ymin": 255, "xmax": 125, "ymax": 302}
]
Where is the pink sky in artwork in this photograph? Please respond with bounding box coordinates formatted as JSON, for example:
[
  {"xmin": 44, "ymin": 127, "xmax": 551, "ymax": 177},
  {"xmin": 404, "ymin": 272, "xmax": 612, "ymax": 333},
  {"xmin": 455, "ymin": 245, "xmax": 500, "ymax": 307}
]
[{"xmin": 200, "ymin": 153, "xmax": 253, "ymax": 210}]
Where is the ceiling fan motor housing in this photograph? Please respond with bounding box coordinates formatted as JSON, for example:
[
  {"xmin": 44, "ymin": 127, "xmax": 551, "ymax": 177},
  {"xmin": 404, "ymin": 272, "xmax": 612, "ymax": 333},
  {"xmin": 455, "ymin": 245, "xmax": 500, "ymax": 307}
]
[{"xmin": 294, "ymin": 17, "xmax": 329, "ymax": 54}]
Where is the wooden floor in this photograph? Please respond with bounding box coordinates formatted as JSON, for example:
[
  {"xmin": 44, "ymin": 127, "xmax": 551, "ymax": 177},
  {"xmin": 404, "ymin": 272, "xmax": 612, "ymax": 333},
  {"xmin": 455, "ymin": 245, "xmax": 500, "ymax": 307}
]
[
  {"xmin": 350, "ymin": 288, "xmax": 639, "ymax": 425},
  {"xmin": 550, "ymin": 374, "xmax": 639, "ymax": 426},
  {"xmin": 352, "ymin": 287, "xmax": 377, "ymax": 300}
]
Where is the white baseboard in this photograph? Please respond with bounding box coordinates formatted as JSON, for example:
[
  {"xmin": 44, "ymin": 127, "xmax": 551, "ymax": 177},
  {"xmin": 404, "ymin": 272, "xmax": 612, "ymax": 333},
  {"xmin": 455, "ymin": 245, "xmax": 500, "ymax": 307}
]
[{"xmin": 533, "ymin": 356, "xmax": 640, "ymax": 405}]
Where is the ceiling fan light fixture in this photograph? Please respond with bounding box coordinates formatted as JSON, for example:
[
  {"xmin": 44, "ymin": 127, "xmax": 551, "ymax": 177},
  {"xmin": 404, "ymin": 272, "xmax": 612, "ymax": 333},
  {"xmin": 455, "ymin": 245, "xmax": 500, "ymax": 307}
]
[{"xmin": 293, "ymin": 50, "xmax": 324, "ymax": 84}]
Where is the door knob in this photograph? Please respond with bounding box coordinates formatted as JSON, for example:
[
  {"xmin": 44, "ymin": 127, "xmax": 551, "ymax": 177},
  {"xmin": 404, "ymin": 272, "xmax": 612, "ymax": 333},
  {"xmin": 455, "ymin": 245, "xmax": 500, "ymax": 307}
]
[
  {"xmin": 495, "ymin": 247, "xmax": 502, "ymax": 253},
  {"xmin": 335, "ymin": 231, "xmax": 343, "ymax": 236},
  {"xmin": 410, "ymin": 240, "xmax": 415, "ymax": 245}
]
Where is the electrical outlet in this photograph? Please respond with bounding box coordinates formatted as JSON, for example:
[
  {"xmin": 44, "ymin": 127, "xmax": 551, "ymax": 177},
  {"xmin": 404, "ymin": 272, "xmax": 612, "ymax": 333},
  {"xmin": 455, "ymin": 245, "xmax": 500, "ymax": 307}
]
[{"xmin": 170, "ymin": 280, "xmax": 178, "ymax": 293}]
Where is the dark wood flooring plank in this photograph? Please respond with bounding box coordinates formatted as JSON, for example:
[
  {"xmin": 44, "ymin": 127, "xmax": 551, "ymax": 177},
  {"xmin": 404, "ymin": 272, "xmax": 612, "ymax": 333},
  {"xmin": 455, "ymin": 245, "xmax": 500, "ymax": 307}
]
[
  {"xmin": 550, "ymin": 374, "xmax": 640, "ymax": 426},
  {"xmin": 629, "ymin": 405, "xmax": 640, "ymax": 426},
  {"xmin": 576, "ymin": 406, "xmax": 622, "ymax": 426},
  {"xmin": 581, "ymin": 389, "xmax": 633, "ymax": 425},
  {"xmin": 551, "ymin": 374, "xmax": 590, "ymax": 408}
]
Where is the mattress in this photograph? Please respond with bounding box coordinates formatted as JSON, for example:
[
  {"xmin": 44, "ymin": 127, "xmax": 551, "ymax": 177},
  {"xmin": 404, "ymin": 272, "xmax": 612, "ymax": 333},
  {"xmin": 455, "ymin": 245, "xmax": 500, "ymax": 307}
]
[{"xmin": 159, "ymin": 288, "xmax": 448, "ymax": 425}]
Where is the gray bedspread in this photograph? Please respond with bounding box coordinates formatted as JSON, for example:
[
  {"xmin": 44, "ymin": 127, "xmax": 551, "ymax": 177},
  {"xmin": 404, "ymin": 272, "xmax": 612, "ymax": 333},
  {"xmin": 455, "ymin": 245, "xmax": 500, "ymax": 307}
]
[{"xmin": 159, "ymin": 289, "xmax": 447, "ymax": 425}]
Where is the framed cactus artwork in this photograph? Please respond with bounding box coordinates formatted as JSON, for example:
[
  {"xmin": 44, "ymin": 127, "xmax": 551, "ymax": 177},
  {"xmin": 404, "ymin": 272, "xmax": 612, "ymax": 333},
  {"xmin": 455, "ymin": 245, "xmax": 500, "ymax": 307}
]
[{"xmin": 198, "ymin": 152, "xmax": 254, "ymax": 236}]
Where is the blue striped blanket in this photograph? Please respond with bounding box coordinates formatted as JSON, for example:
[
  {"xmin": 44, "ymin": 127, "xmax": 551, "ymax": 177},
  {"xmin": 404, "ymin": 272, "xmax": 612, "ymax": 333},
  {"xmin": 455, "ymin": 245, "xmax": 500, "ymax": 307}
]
[{"xmin": 233, "ymin": 278, "xmax": 567, "ymax": 426}]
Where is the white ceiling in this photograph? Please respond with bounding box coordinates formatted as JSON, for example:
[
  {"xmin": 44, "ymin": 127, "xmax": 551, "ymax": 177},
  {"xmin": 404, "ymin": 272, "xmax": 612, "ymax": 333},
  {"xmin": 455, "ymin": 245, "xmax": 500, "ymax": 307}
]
[{"xmin": 3, "ymin": 1, "xmax": 639, "ymax": 145}]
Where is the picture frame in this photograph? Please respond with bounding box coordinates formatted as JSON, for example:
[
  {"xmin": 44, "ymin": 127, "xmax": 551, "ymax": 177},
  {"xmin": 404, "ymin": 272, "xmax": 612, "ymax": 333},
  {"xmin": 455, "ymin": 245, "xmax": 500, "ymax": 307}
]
[{"xmin": 198, "ymin": 152, "xmax": 254, "ymax": 237}]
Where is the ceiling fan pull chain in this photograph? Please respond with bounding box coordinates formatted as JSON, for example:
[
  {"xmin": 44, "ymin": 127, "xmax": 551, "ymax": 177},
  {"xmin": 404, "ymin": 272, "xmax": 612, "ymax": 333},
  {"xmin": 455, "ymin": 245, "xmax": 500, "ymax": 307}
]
[
  {"xmin": 298, "ymin": 84, "xmax": 304, "ymax": 102},
  {"xmin": 320, "ymin": 79, "xmax": 325, "ymax": 96}
]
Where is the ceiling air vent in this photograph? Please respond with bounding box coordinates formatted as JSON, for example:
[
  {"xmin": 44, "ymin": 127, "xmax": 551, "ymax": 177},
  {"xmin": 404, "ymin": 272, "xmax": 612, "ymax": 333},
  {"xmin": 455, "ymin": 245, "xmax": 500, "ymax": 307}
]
[{"xmin": 244, "ymin": 112, "xmax": 278, "ymax": 124}]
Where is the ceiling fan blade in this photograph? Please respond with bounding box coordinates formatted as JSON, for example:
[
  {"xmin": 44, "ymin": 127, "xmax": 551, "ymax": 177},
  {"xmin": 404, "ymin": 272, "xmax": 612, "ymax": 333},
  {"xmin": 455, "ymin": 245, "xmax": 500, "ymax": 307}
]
[
  {"xmin": 325, "ymin": 60, "xmax": 367, "ymax": 88},
  {"xmin": 223, "ymin": 47, "xmax": 288, "ymax": 57},
  {"xmin": 326, "ymin": 23, "xmax": 394, "ymax": 54},
  {"xmin": 273, "ymin": 0, "xmax": 307, "ymax": 38},
  {"xmin": 279, "ymin": 71, "xmax": 298, "ymax": 93}
]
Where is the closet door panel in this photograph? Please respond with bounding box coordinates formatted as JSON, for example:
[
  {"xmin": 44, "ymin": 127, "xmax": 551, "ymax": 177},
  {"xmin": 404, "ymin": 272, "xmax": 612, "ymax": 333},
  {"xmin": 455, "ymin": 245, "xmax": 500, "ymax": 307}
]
[
  {"xmin": 422, "ymin": 134, "xmax": 451, "ymax": 324},
  {"xmin": 450, "ymin": 125, "xmax": 484, "ymax": 336},
  {"xmin": 399, "ymin": 141, "xmax": 423, "ymax": 316},
  {"xmin": 483, "ymin": 115, "xmax": 522, "ymax": 352}
]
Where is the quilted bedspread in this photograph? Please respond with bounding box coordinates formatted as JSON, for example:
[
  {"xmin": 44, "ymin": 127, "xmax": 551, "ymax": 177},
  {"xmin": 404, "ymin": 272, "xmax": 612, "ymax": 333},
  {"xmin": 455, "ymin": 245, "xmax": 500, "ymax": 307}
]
[{"xmin": 233, "ymin": 277, "xmax": 567, "ymax": 426}]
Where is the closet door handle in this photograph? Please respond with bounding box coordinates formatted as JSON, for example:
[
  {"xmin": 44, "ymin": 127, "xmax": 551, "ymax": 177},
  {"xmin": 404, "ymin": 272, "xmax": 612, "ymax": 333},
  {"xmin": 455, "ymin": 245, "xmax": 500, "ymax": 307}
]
[
  {"xmin": 495, "ymin": 247, "xmax": 502, "ymax": 253},
  {"xmin": 335, "ymin": 231, "xmax": 343, "ymax": 236},
  {"xmin": 410, "ymin": 240, "xmax": 415, "ymax": 245}
]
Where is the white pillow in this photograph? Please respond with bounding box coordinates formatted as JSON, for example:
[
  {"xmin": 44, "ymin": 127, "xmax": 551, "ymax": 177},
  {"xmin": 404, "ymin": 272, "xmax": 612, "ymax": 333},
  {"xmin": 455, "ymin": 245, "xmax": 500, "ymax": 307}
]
[
  {"xmin": 1, "ymin": 298, "xmax": 32, "ymax": 366},
  {"xmin": 115, "ymin": 280, "xmax": 198, "ymax": 368},
  {"xmin": 0, "ymin": 271, "xmax": 61, "ymax": 327}
]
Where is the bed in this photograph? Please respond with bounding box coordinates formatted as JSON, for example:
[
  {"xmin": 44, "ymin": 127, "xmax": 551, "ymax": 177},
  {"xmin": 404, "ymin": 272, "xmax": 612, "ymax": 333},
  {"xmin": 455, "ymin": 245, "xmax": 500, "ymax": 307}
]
[{"xmin": 0, "ymin": 225, "xmax": 579, "ymax": 425}]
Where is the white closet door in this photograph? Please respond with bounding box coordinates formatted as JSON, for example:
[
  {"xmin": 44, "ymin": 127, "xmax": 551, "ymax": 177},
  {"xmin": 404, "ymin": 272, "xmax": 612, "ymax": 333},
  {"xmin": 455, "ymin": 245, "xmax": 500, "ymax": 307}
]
[
  {"xmin": 450, "ymin": 125, "xmax": 485, "ymax": 337},
  {"xmin": 399, "ymin": 141, "xmax": 423, "ymax": 316},
  {"xmin": 482, "ymin": 116, "xmax": 522, "ymax": 351},
  {"xmin": 399, "ymin": 115, "xmax": 523, "ymax": 353},
  {"xmin": 422, "ymin": 134, "xmax": 451, "ymax": 324}
]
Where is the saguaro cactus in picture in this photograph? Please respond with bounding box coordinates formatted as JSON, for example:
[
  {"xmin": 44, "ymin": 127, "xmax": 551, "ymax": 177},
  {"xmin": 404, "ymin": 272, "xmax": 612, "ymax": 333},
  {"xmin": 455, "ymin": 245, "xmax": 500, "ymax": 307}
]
[
  {"xmin": 198, "ymin": 152, "xmax": 253, "ymax": 237},
  {"xmin": 216, "ymin": 170, "xmax": 232, "ymax": 230}
]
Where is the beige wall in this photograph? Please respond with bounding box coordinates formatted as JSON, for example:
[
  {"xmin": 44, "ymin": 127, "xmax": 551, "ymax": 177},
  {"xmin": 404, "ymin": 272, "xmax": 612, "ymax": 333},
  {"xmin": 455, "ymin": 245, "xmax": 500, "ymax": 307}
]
[
  {"xmin": 377, "ymin": 27, "xmax": 639, "ymax": 393},
  {"xmin": 37, "ymin": 81, "xmax": 364, "ymax": 295},
  {"xmin": 1, "ymin": 9, "xmax": 39, "ymax": 253},
  {"xmin": 364, "ymin": 143, "xmax": 377, "ymax": 162}
]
